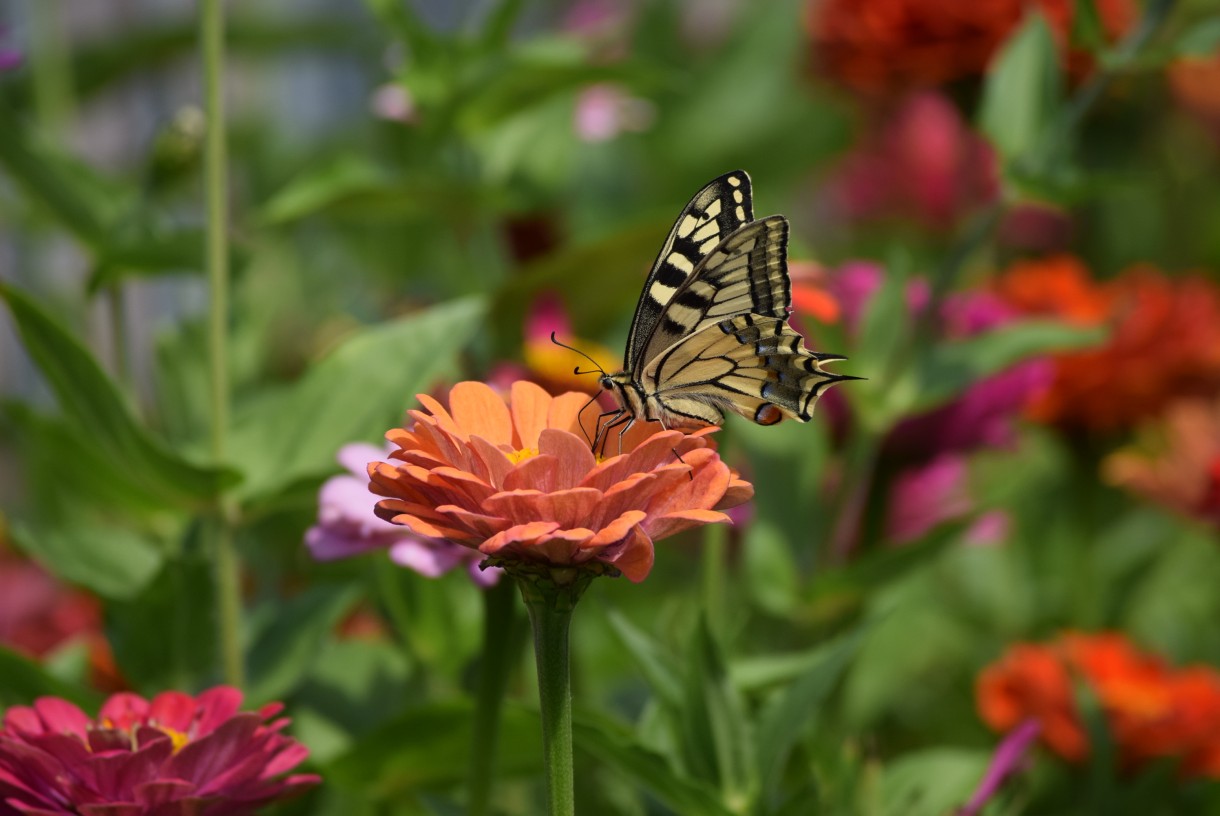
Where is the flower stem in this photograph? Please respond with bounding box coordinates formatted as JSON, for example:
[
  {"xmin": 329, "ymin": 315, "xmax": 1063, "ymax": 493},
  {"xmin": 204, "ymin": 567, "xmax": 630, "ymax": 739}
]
[
  {"xmin": 467, "ymin": 578, "xmax": 522, "ymax": 816},
  {"xmin": 514, "ymin": 568, "xmax": 595, "ymax": 816},
  {"xmin": 200, "ymin": 0, "xmax": 243, "ymax": 688},
  {"xmin": 30, "ymin": 0, "xmax": 75, "ymax": 136}
]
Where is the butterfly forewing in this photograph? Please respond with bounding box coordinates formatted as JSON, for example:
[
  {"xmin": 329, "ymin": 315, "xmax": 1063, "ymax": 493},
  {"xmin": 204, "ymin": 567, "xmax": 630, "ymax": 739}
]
[
  {"xmin": 624, "ymin": 171, "xmax": 754, "ymax": 371},
  {"xmin": 637, "ymin": 215, "xmax": 790, "ymax": 368}
]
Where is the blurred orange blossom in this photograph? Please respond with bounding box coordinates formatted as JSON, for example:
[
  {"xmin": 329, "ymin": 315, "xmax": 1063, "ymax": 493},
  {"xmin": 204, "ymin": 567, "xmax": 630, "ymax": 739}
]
[
  {"xmin": 997, "ymin": 255, "xmax": 1220, "ymax": 430},
  {"xmin": 368, "ymin": 381, "xmax": 753, "ymax": 582},
  {"xmin": 978, "ymin": 632, "xmax": 1220, "ymax": 778}
]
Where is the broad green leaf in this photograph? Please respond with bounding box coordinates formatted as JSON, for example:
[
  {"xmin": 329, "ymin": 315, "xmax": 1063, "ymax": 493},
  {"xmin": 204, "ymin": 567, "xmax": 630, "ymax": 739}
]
[
  {"xmin": 10, "ymin": 522, "xmax": 163, "ymax": 601},
  {"xmin": 755, "ymin": 629, "xmax": 866, "ymax": 798},
  {"xmin": 1174, "ymin": 17, "xmax": 1220, "ymax": 56},
  {"xmin": 229, "ymin": 297, "xmax": 486, "ymax": 502},
  {"xmin": 914, "ymin": 320, "xmax": 1105, "ymax": 412},
  {"xmin": 978, "ymin": 11, "xmax": 1063, "ymax": 165},
  {"xmin": 572, "ymin": 710, "xmax": 736, "ymax": 816},
  {"xmin": 327, "ymin": 700, "xmax": 542, "ymax": 797},
  {"xmin": 742, "ymin": 520, "xmax": 799, "ymax": 617},
  {"xmin": 0, "ymin": 647, "xmax": 103, "ymax": 711},
  {"xmin": 260, "ymin": 155, "xmax": 389, "ymax": 224},
  {"xmin": 881, "ymin": 749, "xmax": 991, "ymax": 816},
  {"xmin": 0, "ymin": 104, "xmax": 111, "ymax": 245},
  {"xmin": 245, "ymin": 585, "xmax": 362, "ymax": 706},
  {"xmin": 0, "ymin": 284, "xmax": 237, "ymax": 507},
  {"xmin": 106, "ymin": 554, "xmax": 217, "ymax": 693}
]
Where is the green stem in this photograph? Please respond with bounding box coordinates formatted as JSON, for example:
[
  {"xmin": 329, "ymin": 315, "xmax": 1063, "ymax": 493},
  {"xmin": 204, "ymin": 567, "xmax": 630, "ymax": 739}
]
[
  {"xmin": 468, "ymin": 579, "xmax": 522, "ymax": 816},
  {"xmin": 700, "ymin": 523, "xmax": 728, "ymax": 635},
  {"xmin": 107, "ymin": 285, "xmax": 131, "ymax": 392},
  {"xmin": 200, "ymin": 0, "xmax": 243, "ymax": 687},
  {"xmin": 515, "ymin": 568, "xmax": 596, "ymax": 816},
  {"xmin": 30, "ymin": 0, "xmax": 74, "ymax": 136}
]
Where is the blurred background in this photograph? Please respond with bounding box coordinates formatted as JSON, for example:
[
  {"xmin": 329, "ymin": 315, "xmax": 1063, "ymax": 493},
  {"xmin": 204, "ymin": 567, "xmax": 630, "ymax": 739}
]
[{"xmin": 4, "ymin": 0, "xmax": 1220, "ymax": 813}]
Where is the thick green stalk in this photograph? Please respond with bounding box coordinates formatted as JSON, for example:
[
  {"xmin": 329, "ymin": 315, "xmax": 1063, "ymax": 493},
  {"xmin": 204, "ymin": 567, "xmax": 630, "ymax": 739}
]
[
  {"xmin": 514, "ymin": 568, "xmax": 597, "ymax": 816},
  {"xmin": 30, "ymin": 0, "xmax": 74, "ymax": 135},
  {"xmin": 467, "ymin": 579, "xmax": 522, "ymax": 816},
  {"xmin": 200, "ymin": 0, "xmax": 243, "ymax": 687},
  {"xmin": 700, "ymin": 523, "xmax": 729, "ymax": 634}
]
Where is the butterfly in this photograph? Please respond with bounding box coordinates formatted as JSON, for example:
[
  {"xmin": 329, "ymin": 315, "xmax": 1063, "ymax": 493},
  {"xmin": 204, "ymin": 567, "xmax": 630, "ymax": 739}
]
[{"xmin": 584, "ymin": 170, "xmax": 855, "ymax": 453}]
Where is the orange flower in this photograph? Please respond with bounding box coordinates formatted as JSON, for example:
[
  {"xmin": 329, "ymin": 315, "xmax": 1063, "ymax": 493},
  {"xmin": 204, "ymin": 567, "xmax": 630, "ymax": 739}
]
[
  {"xmin": 1103, "ymin": 397, "xmax": 1220, "ymax": 526},
  {"xmin": 997, "ymin": 256, "xmax": 1220, "ymax": 430},
  {"xmin": 807, "ymin": 0, "xmax": 1134, "ymax": 95},
  {"xmin": 977, "ymin": 632, "xmax": 1220, "ymax": 778},
  {"xmin": 368, "ymin": 381, "xmax": 753, "ymax": 582}
]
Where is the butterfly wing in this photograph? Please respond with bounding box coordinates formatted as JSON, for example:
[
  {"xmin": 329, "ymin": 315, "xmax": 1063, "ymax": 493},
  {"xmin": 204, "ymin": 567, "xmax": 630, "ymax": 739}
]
[
  {"xmin": 639, "ymin": 314, "xmax": 850, "ymax": 427},
  {"xmin": 624, "ymin": 171, "xmax": 754, "ymax": 372},
  {"xmin": 636, "ymin": 215, "xmax": 790, "ymax": 370}
]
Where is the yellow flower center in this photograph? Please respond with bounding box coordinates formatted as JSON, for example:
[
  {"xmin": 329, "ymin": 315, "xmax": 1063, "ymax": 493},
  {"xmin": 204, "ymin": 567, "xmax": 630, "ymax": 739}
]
[
  {"xmin": 158, "ymin": 726, "xmax": 191, "ymax": 753},
  {"xmin": 508, "ymin": 447, "xmax": 539, "ymax": 464}
]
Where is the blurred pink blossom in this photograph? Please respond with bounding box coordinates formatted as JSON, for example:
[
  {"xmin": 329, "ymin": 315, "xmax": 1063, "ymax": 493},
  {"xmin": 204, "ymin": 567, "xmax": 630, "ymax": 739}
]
[
  {"xmin": 886, "ymin": 455, "xmax": 1011, "ymax": 545},
  {"xmin": 370, "ymin": 83, "xmax": 416, "ymax": 124},
  {"xmin": 306, "ymin": 443, "xmax": 500, "ymax": 586},
  {"xmin": 958, "ymin": 719, "xmax": 1041, "ymax": 816},
  {"xmin": 823, "ymin": 92, "xmax": 997, "ymax": 231},
  {"xmin": 0, "ymin": 27, "xmax": 20, "ymax": 72},
  {"xmin": 574, "ymin": 84, "xmax": 655, "ymax": 143}
]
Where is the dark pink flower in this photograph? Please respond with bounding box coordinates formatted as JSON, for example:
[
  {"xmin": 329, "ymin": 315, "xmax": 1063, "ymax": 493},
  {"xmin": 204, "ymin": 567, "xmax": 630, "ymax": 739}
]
[
  {"xmin": 886, "ymin": 455, "xmax": 1011, "ymax": 545},
  {"xmin": 0, "ymin": 687, "xmax": 318, "ymax": 815},
  {"xmin": 306, "ymin": 443, "xmax": 499, "ymax": 586},
  {"xmin": 821, "ymin": 92, "xmax": 998, "ymax": 231}
]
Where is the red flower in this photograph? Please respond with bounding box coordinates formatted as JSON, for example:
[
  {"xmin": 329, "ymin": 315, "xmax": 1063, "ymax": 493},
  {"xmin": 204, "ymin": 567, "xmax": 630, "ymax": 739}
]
[
  {"xmin": 807, "ymin": 0, "xmax": 1135, "ymax": 95},
  {"xmin": 368, "ymin": 381, "xmax": 753, "ymax": 582},
  {"xmin": 977, "ymin": 632, "xmax": 1220, "ymax": 778},
  {"xmin": 997, "ymin": 256, "xmax": 1220, "ymax": 430},
  {"xmin": 0, "ymin": 687, "xmax": 318, "ymax": 815}
]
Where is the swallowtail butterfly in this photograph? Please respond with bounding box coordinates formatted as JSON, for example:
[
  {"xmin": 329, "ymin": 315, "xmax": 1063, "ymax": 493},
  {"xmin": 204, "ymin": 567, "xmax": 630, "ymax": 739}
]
[{"xmin": 591, "ymin": 170, "xmax": 855, "ymax": 451}]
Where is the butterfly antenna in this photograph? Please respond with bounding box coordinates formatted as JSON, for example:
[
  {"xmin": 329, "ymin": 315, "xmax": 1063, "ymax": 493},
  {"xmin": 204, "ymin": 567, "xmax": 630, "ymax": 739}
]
[
  {"xmin": 574, "ymin": 392, "xmax": 602, "ymax": 447},
  {"xmin": 550, "ymin": 332, "xmax": 606, "ymax": 377}
]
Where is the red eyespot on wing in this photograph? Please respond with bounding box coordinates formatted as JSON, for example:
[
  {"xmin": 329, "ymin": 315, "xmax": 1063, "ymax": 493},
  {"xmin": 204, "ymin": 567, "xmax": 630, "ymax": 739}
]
[{"xmin": 754, "ymin": 403, "xmax": 783, "ymax": 426}]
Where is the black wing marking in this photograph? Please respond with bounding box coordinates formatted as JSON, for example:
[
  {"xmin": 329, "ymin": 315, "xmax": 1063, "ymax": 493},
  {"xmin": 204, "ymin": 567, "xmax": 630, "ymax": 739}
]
[
  {"xmin": 624, "ymin": 171, "xmax": 753, "ymax": 371},
  {"xmin": 637, "ymin": 216, "xmax": 790, "ymax": 369}
]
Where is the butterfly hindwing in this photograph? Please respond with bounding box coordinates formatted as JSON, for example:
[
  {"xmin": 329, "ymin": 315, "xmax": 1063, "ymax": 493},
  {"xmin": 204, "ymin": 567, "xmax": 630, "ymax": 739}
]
[
  {"xmin": 637, "ymin": 215, "xmax": 790, "ymax": 368},
  {"xmin": 639, "ymin": 314, "xmax": 847, "ymax": 426},
  {"xmin": 624, "ymin": 171, "xmax": 754, "ymax": 371}
]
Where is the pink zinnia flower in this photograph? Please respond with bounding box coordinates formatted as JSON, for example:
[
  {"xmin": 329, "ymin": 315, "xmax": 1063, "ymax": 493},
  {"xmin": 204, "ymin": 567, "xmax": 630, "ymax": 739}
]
[
  {"xmin": 368, "ymin": 381, "xmax": 753, "ymax": 582},
  {"xmin": 573, "ymin": 83, "xmax": 654, "ymax": 143},
  {"xmin": 306, "ymin": 443, "xmax": 498, "ymax": 586},
  {"xmin": 0, "ymin": 687, "xmax": 318, "ymax": 815}
]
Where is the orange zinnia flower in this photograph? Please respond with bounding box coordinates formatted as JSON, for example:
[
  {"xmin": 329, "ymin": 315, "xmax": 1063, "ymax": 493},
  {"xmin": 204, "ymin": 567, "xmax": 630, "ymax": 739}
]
[
  {"xmin": 997, "ymin": 256, "xmax": 1220, "ymax": 430},
  {"xmin": 368, "ymin": 381, "xmax": 753, "ymax": 582},
  {"xmin": 1103, "ymin": 397, "xmax": 1220, "ymax": 527},
  {"xmin": 977, "ymin": 632, "xmax": 1220, "ymax": 778},
  {"xmin": 807, "ymin": 0, "xmax": 1134, "ymax": 95}
]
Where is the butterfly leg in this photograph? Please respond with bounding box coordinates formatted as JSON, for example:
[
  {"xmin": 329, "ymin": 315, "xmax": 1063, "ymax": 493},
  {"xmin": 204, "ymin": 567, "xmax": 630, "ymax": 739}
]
[{"xmin": 593, "ymin": 410, "xmax": 626, "ymax": 457}]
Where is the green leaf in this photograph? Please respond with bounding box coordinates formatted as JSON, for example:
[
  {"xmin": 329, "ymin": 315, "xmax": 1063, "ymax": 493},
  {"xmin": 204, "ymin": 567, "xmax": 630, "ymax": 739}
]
[
  {"xmin": 604, "ymin": 609, "xmax": 684, "ymax": 709},
  {"xmin": 678, "ymin": 619, "xmax": 753, "ymax": 800},
  {"xmin": 1174, "ymin": 17, "xmax": 1220, "ymax": 56},
  {"xmin": 0, "ymin": 284, "xmax": 238, "ymax": 508},
  {"xmin": 229, "ymin": 296, "xmax": 486, "ymax": 502},
  {"xmin": 10, "ymin": 522, "xmax": 163, "ymax": 601},
  {"xmin": 260, "ymin": 155, "xmax": 390, "ymax": 225},
  {"xmin": 978, "ymin": 11, "xmax": 1063, "ymax": 165},
  {"xmin": 327, "ymin": 700, "xmax": 542, "ymax": 797},
  {"xmin": 1071, "ymin": 0, "xmax": 1106, "ymax": 51},
  {"xmin": 106, "ymin": 554, "xmax": 217, "ymax": 693},
  {"xmin": 572, "ymin": 710, "xmax": 736, "ymax": 816},
  {"xmin": 742, "ymin": 520, "xmax": 799, "ymax": 617},
  {"xmin": 881, "ymin": 749, "xmax": 991, "ymax": 816},
  {"xmin": 914, "ymin": 320, "xmax": 1105, "ymax": 412},
  {"xmin": 0, "ymin": 104, "xmax": 111, "ymax": 245},
  {"xmin": 245, "ymin": 585, "xmax": 362, "ymax": 706},
  {"xmin": 0, "ymin": 647, "xmax": 103, "ymax": 711},
  {"xmin": 755, "ymin": 629, "xmax": 866, "ymax": 798}
]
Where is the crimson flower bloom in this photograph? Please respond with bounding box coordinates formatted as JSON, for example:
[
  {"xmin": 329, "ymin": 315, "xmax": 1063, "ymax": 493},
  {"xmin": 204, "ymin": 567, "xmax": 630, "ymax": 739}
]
[
  {"xmin": 368, "ymin": 381, "xmax": 753, "ymax": 582},
  {"xmin": 0, "ymin": 687, "xmax": 318, "ymax": 815}
]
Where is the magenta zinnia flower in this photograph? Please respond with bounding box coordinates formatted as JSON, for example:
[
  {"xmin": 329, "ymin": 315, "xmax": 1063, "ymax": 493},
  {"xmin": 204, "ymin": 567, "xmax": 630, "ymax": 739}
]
[
  {"xmin": 368, "ymin": 381, "xmax": 753, "ymax": 582},
  {"xmin": 0, "ymin": 687, "xmax": 318, "ymax": 815}
]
